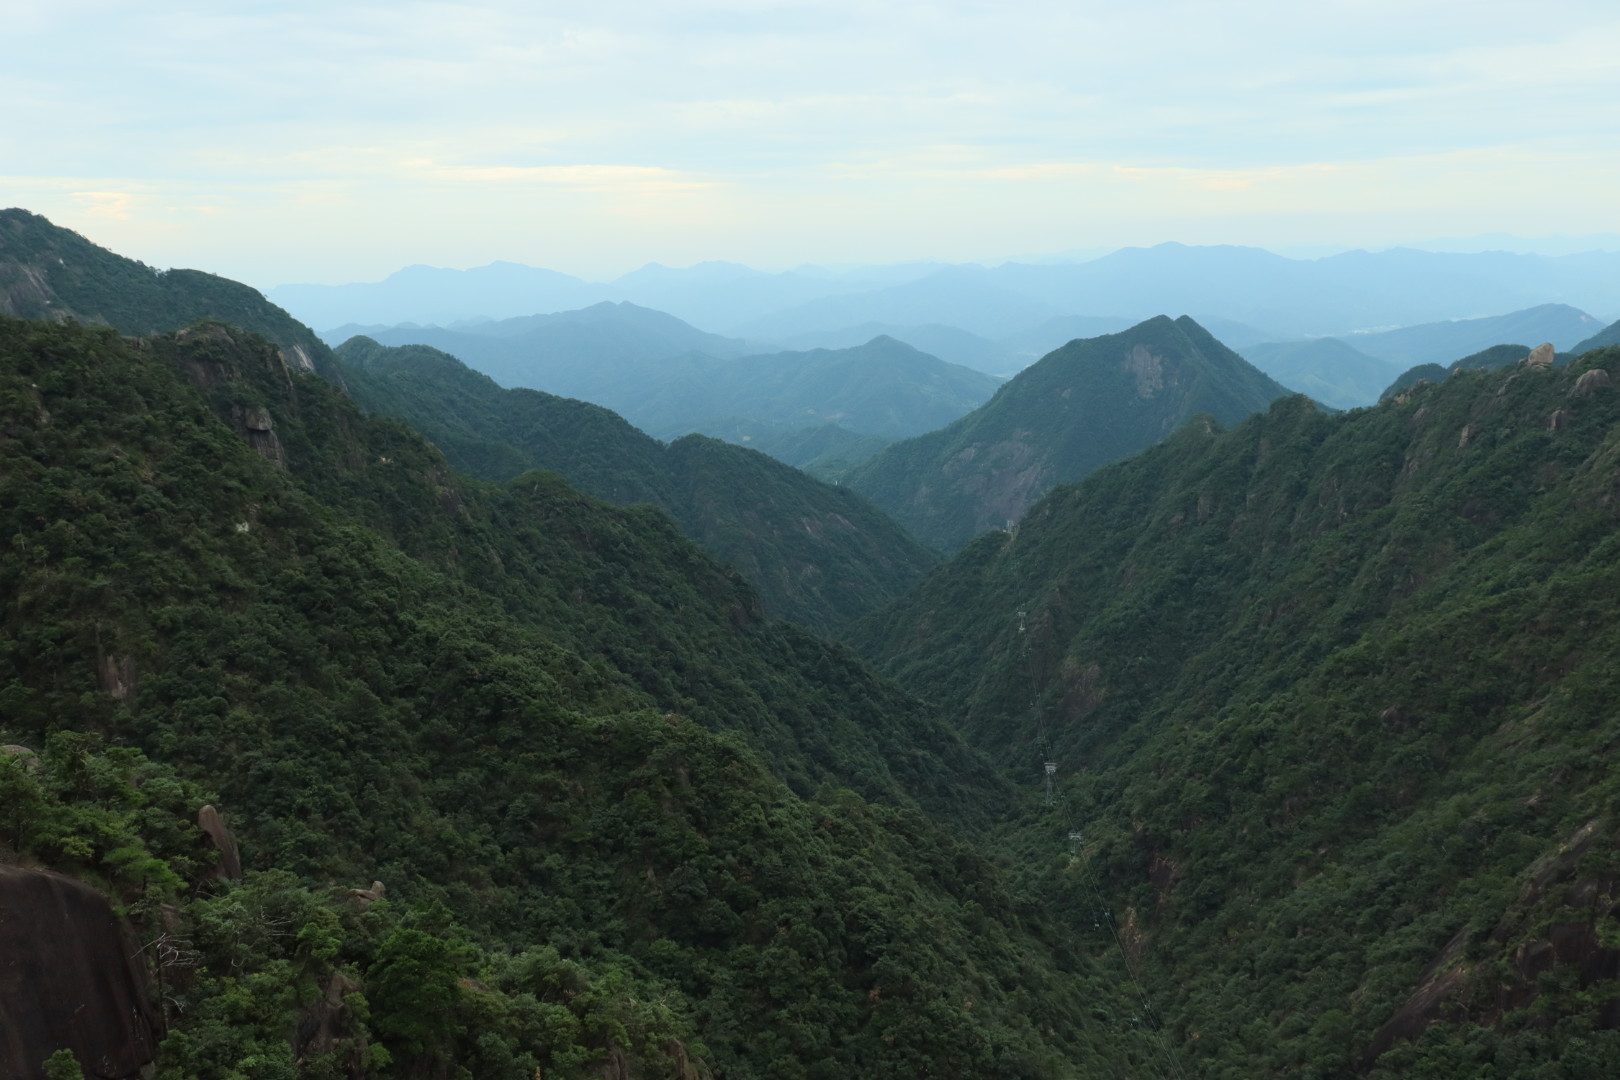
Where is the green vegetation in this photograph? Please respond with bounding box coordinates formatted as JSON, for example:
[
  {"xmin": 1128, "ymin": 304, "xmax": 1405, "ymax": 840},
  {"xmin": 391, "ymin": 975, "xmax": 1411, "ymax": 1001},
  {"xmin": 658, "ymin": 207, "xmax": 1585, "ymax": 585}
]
[
  {"xmin": 335, "ymin": 335, "xmax": 938, "ymax": 631},
  {"xmin": 0, "ymin": 209, "xmax": 336, "ymax": 378},
  {"xmin": 1380, "ymin": 344, "xmax": 1544, "ymax": 401},
  {"xmin": 1237, "ymin": 336, "xmax": 1399, "ymax": 409},
  {"xmin": 11, "ymin": 208, "xmax": 1620, "ymax": 1078},
  {"xmin": 1573, "ymin": 317, "xmax": 1620, "ymax": 354},
  {"xmin": 848, "ymin": 347, "xmax": 1620, "ymax": 1076},
  {"xmin": 1, "ymin": 313, "xmax": 1108, "ymax": 1078},
  {"xmin": 669, "ymin": 419, "xmax": 892, "ymax": 480},
  {"xmin": 846, "ymin": 315, "xmax": 1292, "ymax": 551}
]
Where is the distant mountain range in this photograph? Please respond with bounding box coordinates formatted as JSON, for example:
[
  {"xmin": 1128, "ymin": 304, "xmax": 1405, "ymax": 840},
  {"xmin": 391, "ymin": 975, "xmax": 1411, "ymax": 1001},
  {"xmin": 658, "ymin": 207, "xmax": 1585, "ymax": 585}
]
[
  {"xmin": 272, "ymin": 244, "xmax": 1620, "ymax": 349},
  {"xmin": 845, "ymin": 315, "xmax": 1293, "ymax": 550},
  {"xmin": 1235, "ymin": 304, "xmax": 1603, "ymax": 410},
  {"xmin": 1340, "ymin": 304, "xmax": 1602, "ymax": 368},
  {"xmin": 331, "ymin": 306, "xmax": 1000, "ymax": 453},
  {"xmin": 326, "ymin": 301, "xmax": 756, "ymax": 399}
]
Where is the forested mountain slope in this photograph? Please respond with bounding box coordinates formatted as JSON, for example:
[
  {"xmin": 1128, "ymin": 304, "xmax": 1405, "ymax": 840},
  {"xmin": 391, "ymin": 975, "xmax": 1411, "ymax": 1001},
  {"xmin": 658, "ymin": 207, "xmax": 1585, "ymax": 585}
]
[
  {"xmin": 847, "ymin": 346, "xmax": 1620, "ymax": 1076},
  {"xmin": 1378, "ymin": 343, "xmax": 1558, "ymax": 402},
  {"xmin": 611, "ymin": 335, "xmax": 1000, "ymax": 443},
  {"xmin": 1238, "ymin": 336, "xmax": 1401, "ymax": 409},
  {"xmin": 0, "ymin": 208, "xmax": 338, "ymax": 379},
  {"xmin": 0, "ymin": 313, "xmax": 1121, "ymax": 1079},
  {"xmin": 846, "ymin": 315, "xmax": 1292, "ymax": 551},
  {"xmin": 1574, "ymin": 316, "xmax": 1620, "ymax": 353},
  {"xmin": 335, "ymin": 336, "xmax": 938, "ymax": 631}
]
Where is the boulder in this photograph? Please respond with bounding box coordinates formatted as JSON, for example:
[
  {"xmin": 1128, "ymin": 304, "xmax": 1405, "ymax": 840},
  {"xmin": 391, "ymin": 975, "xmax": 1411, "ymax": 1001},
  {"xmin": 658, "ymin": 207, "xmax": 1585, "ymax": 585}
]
[
  {"xmin": 1575, "ymin": 368, "xmax": 1612, "ymax": 394},
  {"xmin": 294, "ymin": 971, "xmax": 367, "ymax": 1072},
  {"xmin": 0, "ymin": 866, "xmax": 159, "ymax": 1079},
  {"xmin": 346, "ymin": 880, "xmax": 386, "ymax": 909},
  {"xmin": 196, "ymin": 804, "xmax": 241, "ymax": 881},
  {"xmin": 1524, "ymin": 342, "xmax": 1555, "ymax": 369},
  {"xmin": 1, "ymin": 744, "xmax": 40, "ymax": 773}
]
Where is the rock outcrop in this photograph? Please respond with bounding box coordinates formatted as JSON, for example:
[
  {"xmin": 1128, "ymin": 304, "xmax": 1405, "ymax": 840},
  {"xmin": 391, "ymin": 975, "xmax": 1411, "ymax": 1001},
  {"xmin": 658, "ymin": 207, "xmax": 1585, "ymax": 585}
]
[
  {"xmin": 0, "ymin": 866, "xmax": 159, "ymax": 1079},
  {"xmin": 1524, "ymin": 342, "xmax": 1556, "ymax": 369},
  {"xmin": 196, "ymin": 804, "xmax": 241, "ymax": 881},
  {"xmin": 1574, "ymin": 368, "xmax": 1611, "ymax": 394},
  {"xmin": 1, "ymin": 744, "xmax": 40, "ymax": 773}
]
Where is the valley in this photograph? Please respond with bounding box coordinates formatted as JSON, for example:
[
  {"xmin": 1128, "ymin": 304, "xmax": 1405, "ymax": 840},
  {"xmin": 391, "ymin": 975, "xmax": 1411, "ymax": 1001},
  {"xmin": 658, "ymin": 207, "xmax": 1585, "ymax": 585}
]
[{"xmin": 4, "ymin": 208, "xmax": 1620, "ymax": 1079}]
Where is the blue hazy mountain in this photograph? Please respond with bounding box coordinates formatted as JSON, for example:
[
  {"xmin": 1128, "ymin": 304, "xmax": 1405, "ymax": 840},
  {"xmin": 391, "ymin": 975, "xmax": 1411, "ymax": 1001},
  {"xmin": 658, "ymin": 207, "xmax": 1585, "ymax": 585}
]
[
  {"xmin": 1341, "ymin": 304, "xmax": 1602, "ymax": 368},
  {"xmin": 275, "ymin": 246, "xmax": 1620, "ymax": 360},
  {"xmin": 1238, "ymin": 338, "xmax": 1403, "ymax": 409},
  {"xmin": 339, "ymin": 301, "xmax": 755, "ymax": 402},
  {"xmin": 336, "ymin": 305, "xmax": 998, "ymax": 448},
  {"xmin": 773, "ymin": 322, "xmax": 1011, "ymax": 375},
  {"xmin": 734, "ymin": 264, "xmax": 1068, "ymax": 340},
  {"xmin": 616, "ymin": 335, "xmax": 1002, "ymax": 442}
]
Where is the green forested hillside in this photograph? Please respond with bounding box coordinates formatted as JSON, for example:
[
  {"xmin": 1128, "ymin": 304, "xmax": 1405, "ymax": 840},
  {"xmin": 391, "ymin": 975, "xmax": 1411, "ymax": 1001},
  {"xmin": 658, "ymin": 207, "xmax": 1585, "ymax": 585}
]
[
  {"xmin": 678, "ymin": 419, "xmax": 891, "ymax": 479},
  {"xmin": 0, "ymin": 208, "xmax": 338, "ymax": 379},
  {"xmin": 334, "ymin": 336, "xmax": 937, "ymax": 631},
  {"xmin": 0, "ymin": 313, "xmax": 1123, "ymax": 1079},
  {"xmin": 1379, "ymin": 343, "xmax": 1540, "ymax": 401},
  {"xmin": 847, "ymin": 347, "xmax": 1620, "ymax": 1076},
  {"xmin": 13, "ymin": 203, "xmax": 1620, "ymax": 1080},
  {"xmin": 846, "ymin": 315, "xmax": 1292, "ymax": 551},
  {"xmin": 1237, "ymin": 336, "xmax": 1400, "ymax": 409},
  {"xmin": 1573, "ymin": 317, "xmax": 1620, "ymax": 354}
]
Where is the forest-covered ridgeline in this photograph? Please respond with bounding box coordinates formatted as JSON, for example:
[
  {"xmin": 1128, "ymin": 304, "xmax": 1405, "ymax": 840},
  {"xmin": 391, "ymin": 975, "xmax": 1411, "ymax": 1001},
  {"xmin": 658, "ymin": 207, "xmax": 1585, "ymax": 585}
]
[
  {"xmin": 1, "ymin": 312, "xmax": 1122, "ymax": 1079},
  {"xmin": 847, "ymin": 346, "xmax": 1620, "ymax": 1076},
  {"xmin": 332, "ymin": 335, "xmax": 939, "ymax": 632},
  {"xmin": 845, "ymin": 315, "xmax": 1294, "ymax": 552},
  {"xmin": 6, "ymin": 207, "xmax": 1620, "ymax": 1079},
  {"xmin": 0, "ymin": 207, "xmax": 940, "ymax": 634}
]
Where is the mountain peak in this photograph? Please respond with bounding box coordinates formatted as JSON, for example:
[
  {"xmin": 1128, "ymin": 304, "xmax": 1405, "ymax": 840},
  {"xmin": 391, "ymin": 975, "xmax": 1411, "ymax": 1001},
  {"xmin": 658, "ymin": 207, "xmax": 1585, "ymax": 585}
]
[{"xmin": 846, "ymin": 316, "xmax": 1292, "ymax": 549}]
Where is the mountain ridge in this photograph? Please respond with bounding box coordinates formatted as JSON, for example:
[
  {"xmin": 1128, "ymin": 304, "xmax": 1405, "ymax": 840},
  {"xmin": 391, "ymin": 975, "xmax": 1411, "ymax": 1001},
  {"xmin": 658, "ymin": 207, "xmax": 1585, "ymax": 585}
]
[
  {"xmin": 336, "ymin": 334, "xmax": 941, "ymax": 631},
  {"xmin": 845, "ymin": 345, "xmax": 1620, "ymax": 1075},
  {"xmin": 845, "ymin": 315, "xmax": 1294, "ymax": 550}
]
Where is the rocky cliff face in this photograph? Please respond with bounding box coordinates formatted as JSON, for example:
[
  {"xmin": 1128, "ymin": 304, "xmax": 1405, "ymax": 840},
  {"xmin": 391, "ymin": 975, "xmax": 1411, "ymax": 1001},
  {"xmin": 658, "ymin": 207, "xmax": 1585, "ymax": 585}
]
[{"xmin": 0, "ymin": 866, "xmax": 159, "ymax": 1079}]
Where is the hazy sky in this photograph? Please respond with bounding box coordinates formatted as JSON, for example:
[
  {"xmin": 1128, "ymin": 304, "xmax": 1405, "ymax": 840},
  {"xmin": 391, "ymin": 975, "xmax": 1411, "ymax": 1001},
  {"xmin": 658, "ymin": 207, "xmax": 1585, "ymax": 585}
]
[{"xmin": 3, "ymin": 0, "xmax": 1617, "ymax": 287}]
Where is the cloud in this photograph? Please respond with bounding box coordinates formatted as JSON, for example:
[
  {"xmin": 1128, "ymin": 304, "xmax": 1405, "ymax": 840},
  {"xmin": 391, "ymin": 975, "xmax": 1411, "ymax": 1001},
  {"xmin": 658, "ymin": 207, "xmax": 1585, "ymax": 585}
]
[
  {"xmin": 5, "ymin": 0, "xmax": 1619, "ymax": 280},
  {"xmin": 70, "ymin": 191, "xmax": 139, "ymax": 219}
]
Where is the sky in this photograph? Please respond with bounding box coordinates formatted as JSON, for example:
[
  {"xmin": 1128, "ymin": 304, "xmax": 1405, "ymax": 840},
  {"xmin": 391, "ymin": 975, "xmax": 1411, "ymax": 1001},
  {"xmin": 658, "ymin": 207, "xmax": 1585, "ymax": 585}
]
[{"xmin": 2, "ymin": 0, "xmax": 1618, "ymax": 288}]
